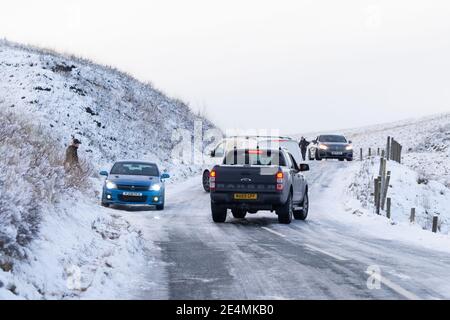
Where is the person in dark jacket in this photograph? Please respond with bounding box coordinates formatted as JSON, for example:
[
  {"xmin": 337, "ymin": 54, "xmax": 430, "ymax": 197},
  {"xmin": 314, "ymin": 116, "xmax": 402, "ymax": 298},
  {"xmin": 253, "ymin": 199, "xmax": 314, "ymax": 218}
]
[
  {"xmin": 299, "ymin": 137, "xmax": 310, "ymax": 161},
  {"xmin": 64, "ymin": 138, "xmax": 81, "ymax": 172}
]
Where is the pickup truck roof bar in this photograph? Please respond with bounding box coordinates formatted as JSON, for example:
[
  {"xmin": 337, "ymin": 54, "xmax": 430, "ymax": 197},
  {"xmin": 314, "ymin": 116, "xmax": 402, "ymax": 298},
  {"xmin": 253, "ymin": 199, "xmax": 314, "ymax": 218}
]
[{"xmin": 226, "ymin": 135, "xmax": 293, "ymax": 140}]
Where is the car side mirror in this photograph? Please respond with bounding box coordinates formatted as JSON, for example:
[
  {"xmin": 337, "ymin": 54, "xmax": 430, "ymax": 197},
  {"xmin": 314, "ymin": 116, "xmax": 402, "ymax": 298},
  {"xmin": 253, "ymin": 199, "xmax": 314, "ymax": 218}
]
[
  {"xmin": 210, "ymin": 150, "xmax": 216, "ymax": 157},
  {"xmin": 100, "ymin": 171, "xmax": 109, "ymax": 176},
  {"xmin": 161, "ymin": 173, "xmax": 170, "ymax": 180},
  {"xmin": 348, "ymin": 140, "xmax": 352, "ymax": 144},
  {"xmin": 299, "ymin": 164, "xmax": 310, "ymax": 172}
]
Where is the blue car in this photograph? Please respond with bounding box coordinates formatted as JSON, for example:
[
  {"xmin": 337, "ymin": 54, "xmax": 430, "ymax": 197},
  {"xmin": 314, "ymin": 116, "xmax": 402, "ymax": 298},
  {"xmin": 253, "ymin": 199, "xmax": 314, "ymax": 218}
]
[{"xmin": 100, "ymin": 161, "xmax": 170, "ymax": 210}]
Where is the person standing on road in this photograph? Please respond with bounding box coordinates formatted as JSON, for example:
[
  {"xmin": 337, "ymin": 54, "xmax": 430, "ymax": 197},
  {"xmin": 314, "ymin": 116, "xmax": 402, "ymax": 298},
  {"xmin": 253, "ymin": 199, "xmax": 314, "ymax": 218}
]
[
  {"xmin": 64, "ymin": 138, "xmax": 81, "ymax": 172},
  {"xmin": 299, "ymin": 137, "xmax": 310, "ymax": 161}
]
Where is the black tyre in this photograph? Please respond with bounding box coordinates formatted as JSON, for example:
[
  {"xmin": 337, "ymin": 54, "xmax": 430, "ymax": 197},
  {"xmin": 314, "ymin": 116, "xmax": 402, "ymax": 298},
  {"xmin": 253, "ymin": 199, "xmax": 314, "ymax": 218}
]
[
  {"xmin": 347, "ymin": 158, "xmax": 353, "ymax": 162},
  {"xmin": 339, "ymin": 158, "xmax": 345, "ymax": 162},
  {"xmin": 315, "ymin": 150, "xmax": 322, "ymax": 161},
  {"xmin": 156, "ymin": 204, "xmax": 165, "ymax": 211},
  {"xmin": 202, "ymin": 170, "xmax": 211, "ymax": 193},
  {"xmin": 277, "ymin": 193, "xmax": 293, "ymax": 224},
  {"xmin": 101, "ymin": 201, "xmax": 110, "ymax": 208},
  {"xmin": 212, "ymin": 202, "xmax": 227, "ymax": 223},
  {"xmin": 308, "ymin": 150, "xmax": 313, "ymax": 161},
  {"xmin": 294, "ymin": 192, "xmax": 309, "ymax": 221},
  {"xmin": 232, "ymin": 209, "xmax": 247, "ymax": 219}
]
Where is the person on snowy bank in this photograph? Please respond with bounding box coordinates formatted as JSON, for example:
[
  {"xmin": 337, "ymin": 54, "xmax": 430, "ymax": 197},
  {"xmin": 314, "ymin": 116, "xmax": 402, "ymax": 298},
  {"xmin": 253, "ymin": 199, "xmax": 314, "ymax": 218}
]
[
  {"xmin": 64, "ymin": 138, "xmax": 81, "ymax": 172},
  {"xmin": 299, "ymin": 137, "xmax": 310, "ymax": 161}
]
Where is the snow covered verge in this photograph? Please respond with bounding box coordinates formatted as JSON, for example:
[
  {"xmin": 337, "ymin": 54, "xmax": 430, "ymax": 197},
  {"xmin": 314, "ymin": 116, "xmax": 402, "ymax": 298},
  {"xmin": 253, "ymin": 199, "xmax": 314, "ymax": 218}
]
[
  {"xmin": 348, "ymin": 158, "xmax": 450, "ymax": 234},
  {"xmin": 0, "ymin": 40, "xmax": 216, "ymax": 299},
  {"xmin": 0, "ymin": 110, "xmax": 147, "ymax": 299}
]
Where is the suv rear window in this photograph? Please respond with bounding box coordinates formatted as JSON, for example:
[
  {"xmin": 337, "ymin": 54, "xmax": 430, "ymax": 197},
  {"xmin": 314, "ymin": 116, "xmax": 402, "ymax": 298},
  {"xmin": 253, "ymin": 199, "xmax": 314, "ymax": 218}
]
[{"xmin": 223, "ymin": 150, "xmax": 287, "ymax": 166}]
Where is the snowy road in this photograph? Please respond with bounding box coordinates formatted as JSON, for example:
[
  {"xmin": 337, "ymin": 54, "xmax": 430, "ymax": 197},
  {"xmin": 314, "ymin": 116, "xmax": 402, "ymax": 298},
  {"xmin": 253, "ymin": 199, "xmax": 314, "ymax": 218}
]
[{"xmin": 121, "ymin": 161, "xmax": 450, "ymax": 300}]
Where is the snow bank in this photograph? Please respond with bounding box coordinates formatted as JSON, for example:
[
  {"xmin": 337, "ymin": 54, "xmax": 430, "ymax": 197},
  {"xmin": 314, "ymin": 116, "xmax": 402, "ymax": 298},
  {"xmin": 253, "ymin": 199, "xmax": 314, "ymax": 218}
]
[
  {"xmin": 0, "ymin": 110, "xmax": 147, "ymax": 299},
  {"xmin": 349, "ymin": 158, "xmax": 450, "ymax": 234}
]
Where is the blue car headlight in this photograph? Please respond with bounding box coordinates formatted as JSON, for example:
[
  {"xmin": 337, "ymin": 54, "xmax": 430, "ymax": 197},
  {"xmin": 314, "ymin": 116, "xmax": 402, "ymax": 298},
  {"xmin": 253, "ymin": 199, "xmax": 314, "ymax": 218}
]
[
  {"xmin": 106, "ymin": 180, "xmax": 118, "ymax": 190},
  {"xmin": 150, "ymin": 184, "xmax": 162, "ymax": 192}
]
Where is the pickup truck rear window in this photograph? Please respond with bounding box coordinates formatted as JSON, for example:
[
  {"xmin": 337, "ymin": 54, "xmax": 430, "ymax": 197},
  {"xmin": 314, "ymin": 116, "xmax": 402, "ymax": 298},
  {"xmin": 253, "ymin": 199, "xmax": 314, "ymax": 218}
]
[{"xmin": 223, "ymin": 150, "xmax": 287, "ymax": 166}]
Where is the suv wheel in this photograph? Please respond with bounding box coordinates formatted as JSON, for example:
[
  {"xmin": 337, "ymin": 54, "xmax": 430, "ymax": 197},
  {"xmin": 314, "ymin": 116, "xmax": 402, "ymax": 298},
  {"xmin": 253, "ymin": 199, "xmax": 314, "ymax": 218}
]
[
  {"xmin": 232, "ymin": 209, "xmax": 247, "ymax": 219},
  {"xmin": 294, "ymin": 192, "xmax": 309, "ymax": 221},
  {"xmin": 315, "ymin": 150, "xmax": 322, "ymax": 161},
  {"xmin": 202, "ymin": 170, "xmax": 211, "ymax": 192},
  {"xmin": 277, "ymin": 193, "xmax": 293, "ymax": 224},
  {"xmin": 212, "ymin": 202, "xmax": 227, "ymax": 223}
]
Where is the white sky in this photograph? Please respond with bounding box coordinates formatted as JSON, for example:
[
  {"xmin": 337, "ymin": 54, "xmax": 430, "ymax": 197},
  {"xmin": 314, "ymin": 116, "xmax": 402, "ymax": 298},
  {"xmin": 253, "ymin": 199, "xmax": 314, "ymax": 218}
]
[{"xmin": 1, "ymin": 0, "xmax": 449, "ymax": 133}]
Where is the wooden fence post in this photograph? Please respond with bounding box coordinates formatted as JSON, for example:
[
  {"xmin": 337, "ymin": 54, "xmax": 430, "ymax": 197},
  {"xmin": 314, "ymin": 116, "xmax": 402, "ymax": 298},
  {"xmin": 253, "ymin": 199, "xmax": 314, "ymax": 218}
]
[
  {"xmin": 374, "ymin": 177, "xmax": 379, "ymax": 212},
  {"xmin": 369, "ymin": 148, "xmax": 372, "ymax": 158},
  {"xmin": 432, "ymin": 216, "xmax": 439, "ymax": 233},
  {"xmin": 375, "ymin": 177, "xmax": 381, "ymax": 215},
  {"xmin": 410, "ymin": 208, "xmax": 416, "ymax": 223},
  {"xmin": 386, "ymin": 198, "xmax": 391, "ymax": 219},
  {"xmin": 381, "ymin": 171, "xmax": 391, "ymax": 210},
  {"xmin": 386, "ymin": 136, "xmax": 391, "ymax": 161},
  {"xmin": 360, "ymin": 148, "xmax": 363, "ymax": 161}
]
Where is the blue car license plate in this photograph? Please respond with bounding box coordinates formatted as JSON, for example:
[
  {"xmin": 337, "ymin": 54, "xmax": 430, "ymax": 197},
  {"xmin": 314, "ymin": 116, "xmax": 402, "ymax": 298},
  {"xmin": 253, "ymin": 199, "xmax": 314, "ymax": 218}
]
[{"xmin": 122, "ymin": 192, "xmax": 143, "ymax": 197}]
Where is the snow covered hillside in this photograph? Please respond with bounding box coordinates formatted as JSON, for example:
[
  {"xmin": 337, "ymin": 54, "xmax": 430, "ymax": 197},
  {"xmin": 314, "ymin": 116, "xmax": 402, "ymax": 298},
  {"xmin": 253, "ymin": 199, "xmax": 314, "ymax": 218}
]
[
  {"xmin": 344, "ymin": 113, "xmax": 450, "ymax": 188},
  {"xmin": 0, "ymin": 40, "xmax": 215, "ymax": 299},
  {"xmin": 0, "ymin": 40, "xmax": 216, "ymax": 176}
]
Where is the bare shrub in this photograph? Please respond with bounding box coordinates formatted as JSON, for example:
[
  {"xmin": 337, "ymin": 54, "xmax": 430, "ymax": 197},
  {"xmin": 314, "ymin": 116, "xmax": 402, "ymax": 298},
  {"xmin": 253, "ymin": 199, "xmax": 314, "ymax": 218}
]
[{"xmin": 0, "ymin": 110, "xmax": 92, "ymax": 264}]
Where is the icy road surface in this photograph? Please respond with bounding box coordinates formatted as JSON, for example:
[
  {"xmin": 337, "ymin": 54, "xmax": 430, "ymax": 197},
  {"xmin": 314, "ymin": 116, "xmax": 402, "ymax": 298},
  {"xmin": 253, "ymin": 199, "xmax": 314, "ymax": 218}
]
[{"xmin": 121, "ymin": 161, "xmax": 450, "ymax": 300}]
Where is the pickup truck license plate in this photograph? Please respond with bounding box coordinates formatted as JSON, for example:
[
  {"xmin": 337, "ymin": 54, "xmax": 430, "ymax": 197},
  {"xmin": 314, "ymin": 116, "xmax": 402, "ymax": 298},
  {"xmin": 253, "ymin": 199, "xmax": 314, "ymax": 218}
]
[
  {"xmin": 234, "ymin": 194, "xmax": 258, "ymax": 200},
  {"xmin": 332, "ymin": 152, "xmax": 343, "ymax": 155},
  {"xmin": 123, "ymin": 192, "xmax": 143, "ymax": 197}
]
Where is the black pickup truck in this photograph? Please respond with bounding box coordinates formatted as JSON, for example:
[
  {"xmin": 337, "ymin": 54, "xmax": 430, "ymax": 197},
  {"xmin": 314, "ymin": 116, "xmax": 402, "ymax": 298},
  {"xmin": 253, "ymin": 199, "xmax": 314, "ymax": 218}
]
[{"xmin": 210, "ymin": 148, "xmax": 310, "ymax": 224}]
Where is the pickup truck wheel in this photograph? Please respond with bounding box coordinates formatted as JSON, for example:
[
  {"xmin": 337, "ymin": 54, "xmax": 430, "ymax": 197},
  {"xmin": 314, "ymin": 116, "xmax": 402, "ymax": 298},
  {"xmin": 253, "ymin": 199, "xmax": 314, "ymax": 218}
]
[
  {"xmin": 308, "ymin": 150, "xmax": 313, "ymax": 160},
  {"xmin": 232, "ymin": 209, "xmax": 247, "ymax": 219},
  {"xmin": 277, "ymin": 193, "xmax": 293, "ymax": 224},
  {"xmin": 294, "ymin": 192, "xmax": 309, "ymax": 220},
  {"xmin": 212, "ymin": 202, "xmax": 227, "ymax": 223},
  {"xmin": 203, "ymin": 171, "xmax": 211, "ymax": 193}
]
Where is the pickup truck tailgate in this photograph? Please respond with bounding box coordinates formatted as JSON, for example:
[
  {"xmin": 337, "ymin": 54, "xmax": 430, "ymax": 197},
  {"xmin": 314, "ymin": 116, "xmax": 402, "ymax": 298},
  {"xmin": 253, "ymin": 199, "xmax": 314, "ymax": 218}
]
[{"xmin": 213, "ymin": 165, "xmax": 279, "ymax": 193}]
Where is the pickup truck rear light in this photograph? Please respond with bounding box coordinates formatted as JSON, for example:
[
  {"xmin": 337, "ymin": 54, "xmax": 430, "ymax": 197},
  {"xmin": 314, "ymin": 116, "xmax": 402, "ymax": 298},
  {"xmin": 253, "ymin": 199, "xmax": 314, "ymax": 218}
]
[
  {"xmin": 210, "ymin": 170, "xmax": 216, "ymax": 191},
  {"xmin": 276, "ymin": 172, "xmax": 284, "ymax": 184},
  {"xmin": 276, "ymin": 171, "xmax": 284, "ymax": 191}
]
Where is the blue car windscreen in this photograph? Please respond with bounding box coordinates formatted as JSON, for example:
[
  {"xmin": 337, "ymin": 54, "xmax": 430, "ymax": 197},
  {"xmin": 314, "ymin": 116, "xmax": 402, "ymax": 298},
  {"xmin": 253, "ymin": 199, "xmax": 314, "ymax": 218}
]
[{"xmin": 110, "ymin": 163, "xmax": 159, "ymax": 177}]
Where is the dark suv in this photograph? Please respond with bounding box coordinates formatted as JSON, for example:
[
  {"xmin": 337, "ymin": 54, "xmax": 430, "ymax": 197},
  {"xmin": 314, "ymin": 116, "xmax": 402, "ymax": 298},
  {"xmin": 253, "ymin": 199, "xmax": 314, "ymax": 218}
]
[{"xmin": 309, "ymin": 135, "xmax": 353, "ymax": 161}]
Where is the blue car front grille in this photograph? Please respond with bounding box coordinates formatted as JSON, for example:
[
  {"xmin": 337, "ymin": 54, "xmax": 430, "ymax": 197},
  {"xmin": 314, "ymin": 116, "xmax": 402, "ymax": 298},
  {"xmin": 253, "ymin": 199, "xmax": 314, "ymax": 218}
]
[{"xmin": 117, "ymin": 185, "xmax": 149, "ymax": 191}]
